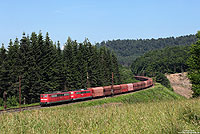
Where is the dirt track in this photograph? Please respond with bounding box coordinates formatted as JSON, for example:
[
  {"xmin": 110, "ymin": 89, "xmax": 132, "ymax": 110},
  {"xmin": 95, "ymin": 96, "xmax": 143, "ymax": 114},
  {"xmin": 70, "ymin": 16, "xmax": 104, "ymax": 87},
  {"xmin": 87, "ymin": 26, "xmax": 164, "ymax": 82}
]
[{"xmin": 166, "ymin": 72, "xmax": 193, "ymax": 98}]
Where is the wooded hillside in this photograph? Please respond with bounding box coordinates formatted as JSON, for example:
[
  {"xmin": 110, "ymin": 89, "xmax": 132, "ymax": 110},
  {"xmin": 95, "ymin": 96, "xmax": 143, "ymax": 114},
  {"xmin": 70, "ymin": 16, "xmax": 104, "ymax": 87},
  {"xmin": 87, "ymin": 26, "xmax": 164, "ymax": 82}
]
[
  {"xmin": 97, "ymin": 35, "xmax": 196, "ymax": 66},
  {"xmin": 131, "ymin": 45, "xmax": 190, "ymax": 89}
]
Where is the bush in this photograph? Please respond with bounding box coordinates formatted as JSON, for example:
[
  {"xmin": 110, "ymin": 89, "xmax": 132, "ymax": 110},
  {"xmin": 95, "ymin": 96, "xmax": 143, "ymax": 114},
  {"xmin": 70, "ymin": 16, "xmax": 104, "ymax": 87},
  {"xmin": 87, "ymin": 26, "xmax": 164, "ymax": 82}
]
[
  {"xmin": 0, "ymin": 98, "xmax": 3, "ymax": 106},
  {"xmin": 155, "ymin": 72, "xmax": 173, "ymax": 90},
  {"xmin": 191, "ymin": 84, "xmax": 200, "ymax": 97},
  {"xmin": 7, "ymin": 96, "xmax": 19, "ymax": 107},
  {"xmin": 119, "ymin": 66, "xmax": 138, "ymax": 84}
]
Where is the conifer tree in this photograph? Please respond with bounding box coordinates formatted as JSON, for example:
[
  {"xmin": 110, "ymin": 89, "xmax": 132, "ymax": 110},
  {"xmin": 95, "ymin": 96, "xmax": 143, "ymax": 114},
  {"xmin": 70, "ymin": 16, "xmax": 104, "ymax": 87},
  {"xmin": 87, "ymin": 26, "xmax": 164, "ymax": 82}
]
[
  {"xmin": 87, "ymin": 45, "xmax": 98, "ymax": 87},
  {"xmin": 77, "ymin": 43, "xmax": 87, "ymax": 88},
  {"xmin": 63, "ymin": 37, "xmax": 74, "ymax": 90},
  {"xmin": 71, "ymin": 40, "xmax": 81, "ymax": 89},
  {"xmin": 0, "ymin": 44, "xmax": 9, "ymax": 98},
  {"xmin": 54, "ymin": 41, "xmax": 65, "ymax": 90},
  {"xmin": 7, "ymin": 38, "xmax": 21, "ymax": 96},
  {"xmin": 97, "ymin": 46, "xmax": 107, "ymax": 86},
  {"xmin": 19, "ymin": 32, "xmax": 33, "ymax": 103},
  {"xmin": 111, "ymin": 51, "xmax": 121, "ymax": 84}
]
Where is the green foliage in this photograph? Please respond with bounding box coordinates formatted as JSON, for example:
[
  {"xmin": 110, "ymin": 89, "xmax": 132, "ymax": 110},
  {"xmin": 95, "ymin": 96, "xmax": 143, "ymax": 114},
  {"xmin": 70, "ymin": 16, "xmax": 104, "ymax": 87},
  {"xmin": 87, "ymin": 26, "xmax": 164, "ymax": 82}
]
[
  {"xmin": 131, "ymin": 45, "xmax": 190, "ymax": 75},
  {"xmin": 131, "ymin": 45, "xmax": 190, "ymax": 89},
  {"xmin": 155, "ymin": 72, "xmax": 172, "ymax": 90},
  {"xmin": 97, "ymin": 35, "xmax": 196, "ymax": 66},
  {"xmin": 0, "ymin": 98, "xmax": 3, "ymax": 106},
  {"xmin": 0, "ymin": 44, "xmax": 10, "ymax": 98},
  {"xmin": 119, "ymin": 66, "xmax": 138, "ymax": 84},
  {"xmin": 187, "ymin": 31, "xmax": 200, "ymax": 97},
  {"xmin": 6, "ymin": 96, "xmax": 19, "ymax": 107}
]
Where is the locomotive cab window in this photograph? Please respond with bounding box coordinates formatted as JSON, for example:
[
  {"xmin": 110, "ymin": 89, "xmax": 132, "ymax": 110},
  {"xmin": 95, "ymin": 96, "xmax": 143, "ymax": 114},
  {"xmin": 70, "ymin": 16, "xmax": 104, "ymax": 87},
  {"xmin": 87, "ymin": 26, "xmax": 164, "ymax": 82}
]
[
  {"xmin": 44, "ymin": 95, "xmax": 47, "ymax": 97},
  {"xmin": 41, "ymin": 95, "xmax": 43, "ymax": 97}
]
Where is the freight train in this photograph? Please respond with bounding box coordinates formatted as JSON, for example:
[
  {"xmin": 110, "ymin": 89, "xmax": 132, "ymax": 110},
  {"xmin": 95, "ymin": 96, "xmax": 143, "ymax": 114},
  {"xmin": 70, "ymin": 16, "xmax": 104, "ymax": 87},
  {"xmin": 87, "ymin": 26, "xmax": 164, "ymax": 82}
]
[{"xmin": 40, "ymin": 76, "xmax": 153, "ymax": 106}]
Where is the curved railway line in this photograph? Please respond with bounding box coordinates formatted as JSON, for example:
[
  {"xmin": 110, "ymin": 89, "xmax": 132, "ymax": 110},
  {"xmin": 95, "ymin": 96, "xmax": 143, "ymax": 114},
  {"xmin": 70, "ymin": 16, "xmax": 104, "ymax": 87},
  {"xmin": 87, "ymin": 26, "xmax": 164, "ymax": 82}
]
[{"xmin": 0, "ymin": 76, "xmax": 153, "ymax": 114}]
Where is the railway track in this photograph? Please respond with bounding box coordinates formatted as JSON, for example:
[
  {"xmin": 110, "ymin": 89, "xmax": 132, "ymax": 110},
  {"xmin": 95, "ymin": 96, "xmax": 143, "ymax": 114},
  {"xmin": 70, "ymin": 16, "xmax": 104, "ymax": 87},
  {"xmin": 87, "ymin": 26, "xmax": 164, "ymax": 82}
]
[
  {"xmin": 0, "ymin": 85, "xmax": 153, "ymax": 114},
  {"xmin": 0, "ymin": 105, "xmax": 42, "ymax": 114}
]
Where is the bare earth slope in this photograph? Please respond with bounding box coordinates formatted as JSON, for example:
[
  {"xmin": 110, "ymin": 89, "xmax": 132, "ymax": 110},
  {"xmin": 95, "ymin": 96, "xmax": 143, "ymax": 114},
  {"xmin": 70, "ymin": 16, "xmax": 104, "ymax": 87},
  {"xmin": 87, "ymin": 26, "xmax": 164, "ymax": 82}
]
[{"xmin": 166, "ymin": 72, "xmax": 193, "ymax": 98}]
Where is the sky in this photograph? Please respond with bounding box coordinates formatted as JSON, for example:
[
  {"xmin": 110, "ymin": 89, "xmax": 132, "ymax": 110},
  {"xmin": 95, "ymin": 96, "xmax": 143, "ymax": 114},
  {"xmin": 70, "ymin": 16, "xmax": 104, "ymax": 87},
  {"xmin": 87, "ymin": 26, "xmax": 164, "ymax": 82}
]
[{"xmin": 0, "ymin": 0, "xmax": 200, "ymax": 48}]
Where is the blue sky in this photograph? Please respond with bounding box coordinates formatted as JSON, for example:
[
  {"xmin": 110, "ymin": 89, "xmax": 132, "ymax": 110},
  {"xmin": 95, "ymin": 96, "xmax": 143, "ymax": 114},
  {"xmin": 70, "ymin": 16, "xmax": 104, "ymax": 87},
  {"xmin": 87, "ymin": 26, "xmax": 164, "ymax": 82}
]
[{"xmin": 0, "ymin": 0, "xmax": 199, "ymax": 47}]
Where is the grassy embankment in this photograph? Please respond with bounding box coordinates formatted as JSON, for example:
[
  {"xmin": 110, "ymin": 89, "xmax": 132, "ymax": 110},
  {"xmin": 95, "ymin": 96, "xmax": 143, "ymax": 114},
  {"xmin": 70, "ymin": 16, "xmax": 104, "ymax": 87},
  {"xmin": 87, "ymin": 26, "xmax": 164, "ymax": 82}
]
[{"xmin": 0, "ymin": 83, "xmax": 199, "ymax": 134}]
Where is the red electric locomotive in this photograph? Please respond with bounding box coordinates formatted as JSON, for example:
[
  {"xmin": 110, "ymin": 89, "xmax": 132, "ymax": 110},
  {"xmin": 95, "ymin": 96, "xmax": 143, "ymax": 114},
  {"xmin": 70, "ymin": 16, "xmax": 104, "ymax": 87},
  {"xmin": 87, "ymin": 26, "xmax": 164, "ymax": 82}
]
[
  {"xmin": 70, "ymin": 89, "xmax": 92, "ymax": 100},
  {"xmin": 40, "ymin": 91, "xmax": 71, "ymax": 106}
]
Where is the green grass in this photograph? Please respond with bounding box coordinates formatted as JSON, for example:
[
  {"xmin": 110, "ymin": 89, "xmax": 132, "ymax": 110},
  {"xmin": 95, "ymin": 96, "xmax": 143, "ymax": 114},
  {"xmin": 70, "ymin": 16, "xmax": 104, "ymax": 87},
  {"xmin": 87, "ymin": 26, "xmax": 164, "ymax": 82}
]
[
  {"xmin": 1, "ymin": 84, "xmax": 199, "ymax": 134},
  {"xmin": 0, "ymin": 103, "xmax": 39, "ymax": 110}
]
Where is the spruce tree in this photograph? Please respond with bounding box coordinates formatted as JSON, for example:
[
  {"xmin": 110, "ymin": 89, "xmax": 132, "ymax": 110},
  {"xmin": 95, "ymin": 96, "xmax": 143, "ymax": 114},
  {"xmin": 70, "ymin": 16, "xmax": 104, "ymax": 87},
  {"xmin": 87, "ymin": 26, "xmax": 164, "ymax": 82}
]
[
  {"xmin": 77, "ymin": 43, "xmax": 87, "ymax": 88},
  {"xmin": 7, "ymin": 38, "xmax": 21, "ymax": 97},
  {"xmin": 111, "ymin": 51, "xmax": 121, "ymax": 84},
  {"xmin": 63, "ymin": 37, "xmax": 74, "ymax": 90},
  {"xmin": 54, "ymin": 41, "xmax": 65, "ymax": 90},
  {"xmin": 19, "ymin": 32, "xmax": 33, "ymax": 103},
  {"xmin": 0, "ymin": 44, "xmax": 9, "ymax": 98},
  {"xmin": 87, "ymin": 43, "xmax": 98, "ymax": 87},
  {"xmin": 71, "ymin": 40, "xmax": 81, "ymax": 89}
]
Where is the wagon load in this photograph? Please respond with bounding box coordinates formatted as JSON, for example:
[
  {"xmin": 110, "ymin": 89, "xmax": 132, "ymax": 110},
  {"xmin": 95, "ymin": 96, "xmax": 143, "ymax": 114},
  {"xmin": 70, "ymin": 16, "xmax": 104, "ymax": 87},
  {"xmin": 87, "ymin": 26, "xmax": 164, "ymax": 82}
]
[
  {"xmin": 103, "ymin": 86, "xmax": 112, "ymax": 96},
  {"xmin": 133, "ymin": 82, "xmax": 139, "ymax": 90},
  {"xmin": 113, "ymin": 85, "xmax": 121, "ymax": 94},
  {"xmin": 127, "ymin": 83, "xmax": 134, "ymax": 91},
  {"xmin": 133, "ymin": 81, "xmax": 145, "ymax": 90},
  {"xmin": 89, "ymin": 87, "xmax": 104, "ymax": 97},
  {"xmin": 120, "ymin": 84, "xmax": 128, "ymax": 93}
]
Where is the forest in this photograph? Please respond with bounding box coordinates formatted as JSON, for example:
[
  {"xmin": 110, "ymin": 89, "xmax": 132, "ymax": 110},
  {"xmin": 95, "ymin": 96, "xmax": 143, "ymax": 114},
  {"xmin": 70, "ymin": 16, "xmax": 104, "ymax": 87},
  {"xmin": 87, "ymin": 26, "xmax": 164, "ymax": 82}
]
[
  {"xmin": 97, "ymin": 35, "xmax": 197, "ymax": 66},
  {"xmin": 131, "ymin": 45, "xmax": 190, "ymax": 89},
  {"xmin": 0, "ymin": 32, "xmax": 121, "ymax": 104},
  {"xmin": 131, "ymin": 45, "xmax": 190, "ymax": 75}
]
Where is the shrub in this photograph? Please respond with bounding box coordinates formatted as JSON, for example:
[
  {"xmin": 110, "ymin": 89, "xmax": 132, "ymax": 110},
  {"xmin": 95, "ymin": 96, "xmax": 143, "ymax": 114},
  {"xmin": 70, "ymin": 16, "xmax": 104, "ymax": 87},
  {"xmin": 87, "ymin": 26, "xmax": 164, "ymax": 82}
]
[
  {"xmin": 155, "ymin": 72, "xmax": 173, "ymax": 90},
  {"xmin": 0, "ymin": 98, "xmax": 3, "ymax": 106},
  {"xmin": 7, "ymin": 96, "xmax": 19, "ymax": 107}
]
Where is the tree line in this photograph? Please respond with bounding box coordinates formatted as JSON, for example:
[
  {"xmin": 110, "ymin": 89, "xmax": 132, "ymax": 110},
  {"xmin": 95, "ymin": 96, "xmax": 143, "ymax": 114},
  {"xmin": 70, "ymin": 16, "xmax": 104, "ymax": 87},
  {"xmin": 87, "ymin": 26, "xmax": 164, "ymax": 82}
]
[
  {"xmin": 97, "ymin": 35, "xmax": 196, "ymax": 66},
  {"xmin": 0, "ymin": 32, "xmax": 120, "ymax": 104}
]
